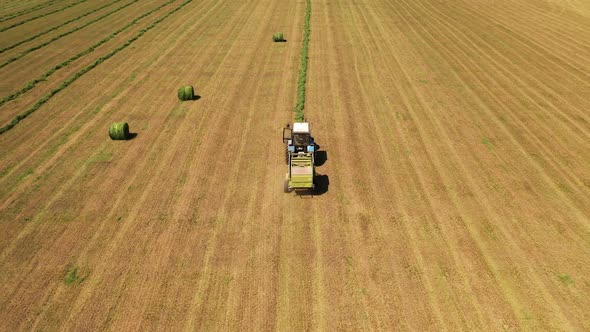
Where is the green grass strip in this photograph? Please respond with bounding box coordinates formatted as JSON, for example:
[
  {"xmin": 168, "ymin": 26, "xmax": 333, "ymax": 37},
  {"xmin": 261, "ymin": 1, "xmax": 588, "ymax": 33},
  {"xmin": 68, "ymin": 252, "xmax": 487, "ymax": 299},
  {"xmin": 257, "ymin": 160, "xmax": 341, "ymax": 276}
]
[
  {"xmin": 293, "ymin": 0, "xmax": 311, "ymax": 122},
  {"xmin": 0, "ymin": 0, "xmax": 173, "ymax": 109},
  {"xmin": 0, "ymin": 0, "xmax": 129, "ymax": 55},
  {"xmin": 0, "ymin": 0, "xmax": 193, "ymax": 135},
  {"xmin": 0, "ymin": 0, "xmax": 59, "ymax": 22},
  {"xmin": 0, "ymin": 0, "xmax": 90, "ymax": 33}
]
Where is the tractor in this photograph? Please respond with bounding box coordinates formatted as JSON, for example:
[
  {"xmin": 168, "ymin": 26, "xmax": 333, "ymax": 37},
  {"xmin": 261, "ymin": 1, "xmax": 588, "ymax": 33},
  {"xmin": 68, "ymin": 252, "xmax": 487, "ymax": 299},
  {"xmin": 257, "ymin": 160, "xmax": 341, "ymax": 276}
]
[{"xmin": 282, "ymin": 122, "xmax": 317, "ymax": 193}]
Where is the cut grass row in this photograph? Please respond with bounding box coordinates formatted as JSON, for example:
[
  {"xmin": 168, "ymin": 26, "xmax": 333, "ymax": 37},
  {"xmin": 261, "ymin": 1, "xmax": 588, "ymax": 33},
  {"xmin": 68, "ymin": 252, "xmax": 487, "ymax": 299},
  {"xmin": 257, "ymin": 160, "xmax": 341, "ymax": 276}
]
[
  {"xmin": 0, "ymin": 0, "xmax": 90, "ymax": 33},
  {"xmin": 0, "ymin": 1, "xmax": 49, "ymax": 15},
  {"xmin": 0, "ymin": 0, "xmax": 129, "ymax": 55},
  {"xmin": 293, "ymin": 0, "xmax": 311, "ymax": 122},
  {"xmin": 0, "ymin": 0, "xmax": 59, "ymax": 23},
  {"xmin": 0, "ymin": 0, "xmax": 174, "ymax": 109},
  {"xmin": 0, "ymin": 0, "xmax": 194, "ymax": 135}
]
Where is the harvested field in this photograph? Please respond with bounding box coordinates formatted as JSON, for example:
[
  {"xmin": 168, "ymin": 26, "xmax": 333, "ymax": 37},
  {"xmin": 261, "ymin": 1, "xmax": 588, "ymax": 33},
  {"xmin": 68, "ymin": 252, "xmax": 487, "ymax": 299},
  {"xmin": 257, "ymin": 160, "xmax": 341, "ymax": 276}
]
[{"xmin": 1, "ymin": 0, "xmax": 589, "ymax": 330}]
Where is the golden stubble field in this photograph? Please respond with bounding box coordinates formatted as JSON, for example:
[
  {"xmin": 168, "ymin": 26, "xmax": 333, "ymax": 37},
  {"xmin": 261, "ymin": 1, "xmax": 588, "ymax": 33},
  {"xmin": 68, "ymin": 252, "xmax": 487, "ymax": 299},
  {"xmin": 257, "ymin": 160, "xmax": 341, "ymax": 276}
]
[{"xmin": 0, "ymin": 0, "xmax": 589, "ymax": 330}]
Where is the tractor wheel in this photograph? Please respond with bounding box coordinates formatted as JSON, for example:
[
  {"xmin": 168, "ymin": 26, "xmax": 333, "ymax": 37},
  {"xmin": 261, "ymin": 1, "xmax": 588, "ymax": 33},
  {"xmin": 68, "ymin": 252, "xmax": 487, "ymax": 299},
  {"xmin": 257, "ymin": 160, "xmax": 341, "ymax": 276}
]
[{"xmin": 285, "ymin": 146, "xmax": 289, "ymax": 165}]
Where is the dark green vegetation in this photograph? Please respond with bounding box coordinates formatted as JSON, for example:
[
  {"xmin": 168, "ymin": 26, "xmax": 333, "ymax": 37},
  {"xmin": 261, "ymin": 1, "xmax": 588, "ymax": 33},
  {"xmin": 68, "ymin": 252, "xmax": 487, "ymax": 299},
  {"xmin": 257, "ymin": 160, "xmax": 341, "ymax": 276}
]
[
  {"xmin": 272, "ymin": 32, "xmax": 284, "ymax": 42},
  {"xmin": 108, "ymin": 122, "xmax": 130, "ymax": 140},
  {"xmin": 293, "ymin": 0, "xmax": 311, "ymax": 122},
  {"xmin": 0, "ymin": 0, "xmax": 193, "ymax": 135},
  {"xmin": 0, "ymin": 0, "xmax": 133, "ymax": 56},
  {"xmin": 63, "ymin": 266, "xmax": 87, "ymax": 285},
  {"xmin": 0, "ymin": 0, "xmax": 90, "ymax": 32},
  {"xmin": 178, "ymin": 85, "xmax": 195, "ymax": 101}
]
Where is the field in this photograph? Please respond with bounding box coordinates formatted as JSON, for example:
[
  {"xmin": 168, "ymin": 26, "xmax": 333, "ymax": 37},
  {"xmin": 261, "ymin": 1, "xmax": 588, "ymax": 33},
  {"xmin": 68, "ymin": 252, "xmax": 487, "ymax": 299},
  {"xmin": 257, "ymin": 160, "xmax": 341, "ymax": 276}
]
[{"xmin": 1, "ymin": 0, "xmax": 590, "ymax": 330}]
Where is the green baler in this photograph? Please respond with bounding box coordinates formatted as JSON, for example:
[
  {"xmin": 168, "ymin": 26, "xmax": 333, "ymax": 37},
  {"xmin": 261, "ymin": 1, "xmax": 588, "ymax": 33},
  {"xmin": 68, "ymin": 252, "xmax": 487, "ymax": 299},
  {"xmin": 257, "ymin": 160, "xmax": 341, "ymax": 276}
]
[{"xmin": 283, "ymin": 122, "xmax": 317, "ymax": 193}]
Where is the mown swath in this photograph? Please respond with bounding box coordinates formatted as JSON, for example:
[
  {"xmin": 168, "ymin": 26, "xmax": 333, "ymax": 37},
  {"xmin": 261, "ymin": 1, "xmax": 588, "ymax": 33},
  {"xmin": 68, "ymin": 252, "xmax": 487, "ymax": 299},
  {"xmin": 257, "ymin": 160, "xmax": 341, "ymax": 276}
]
[
  {"xmin": 0, "ymin": 0, "xmax": 91, "ymax": 33},
  {"xmin": 0, "ymin": 0, "xmax": 194, "ymax": 134},
  {"xmin": 0, "ymin": 0, "xmax": 59, "ymax": 23},
  {"xmin": 0, "ymin": 0, "xmax": 176, "ymax": 109},
  {"xmin": 0, "ymin": 0, "xmax": 131, "ymax": 55}
]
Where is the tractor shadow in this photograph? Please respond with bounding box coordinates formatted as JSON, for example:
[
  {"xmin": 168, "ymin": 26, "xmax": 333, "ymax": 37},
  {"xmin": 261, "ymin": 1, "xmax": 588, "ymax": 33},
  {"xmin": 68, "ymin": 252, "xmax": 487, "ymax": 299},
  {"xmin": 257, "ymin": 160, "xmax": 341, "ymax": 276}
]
[
  {"xmin": 315, "ymin": 150, "xmax": 327, "ymax": 166},
  {"xmin": 295, "ymin": 174, "xmax": 329, "ymax": 197},
  {"xmin": 313, "ymin": 174, "xmax": 329, "ymax": 195}
]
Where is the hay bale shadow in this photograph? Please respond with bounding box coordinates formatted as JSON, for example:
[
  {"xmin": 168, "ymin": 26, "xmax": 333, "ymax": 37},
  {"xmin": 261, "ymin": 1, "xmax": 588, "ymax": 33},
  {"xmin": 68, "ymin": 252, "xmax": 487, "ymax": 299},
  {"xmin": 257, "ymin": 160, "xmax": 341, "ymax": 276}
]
[{"xmin": 191, "ymin": 95, "xmax": 201, "ymax": 101}]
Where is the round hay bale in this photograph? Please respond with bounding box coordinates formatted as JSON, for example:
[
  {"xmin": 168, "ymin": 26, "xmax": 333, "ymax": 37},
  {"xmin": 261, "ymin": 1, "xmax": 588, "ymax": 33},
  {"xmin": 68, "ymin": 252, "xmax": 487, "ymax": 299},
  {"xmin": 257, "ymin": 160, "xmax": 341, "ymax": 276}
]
[
  {"xmin": 109, "ymin": 122, "xmax": 129, "ymax": 140},
  {"xmin": 272, "ymin": 32, "xmax": 284, "ymax": 42},
  {"xmin": 183, "ymin": 85, "xmax": 194, "ymax": 100},
  {"xmin": 178, "ymin": 86, "xmax": 186, "ymax": 101}
]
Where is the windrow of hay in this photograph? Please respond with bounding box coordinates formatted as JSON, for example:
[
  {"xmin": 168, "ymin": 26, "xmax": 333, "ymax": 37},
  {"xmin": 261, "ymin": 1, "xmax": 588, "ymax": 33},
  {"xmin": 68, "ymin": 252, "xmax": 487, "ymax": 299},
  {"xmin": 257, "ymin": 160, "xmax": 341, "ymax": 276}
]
[
  {"xmin": 0, "ymin": 0, "xmax": 59, "ymax": 23},
  {"xmin": 293, "ymin": 0, "xmax": 311, "ymax": 122},
  {"xmin": 109, "ymin": 122, "xmax": 129, "ymax": 140},
  {"xmin": 0, "ymin": 0, "xmax": 90, "ymax": 32},
  {"xmin": 0, "ymin": 0, "xmax": 193, "ymax": 135},
  {"xmin": 0, "ymin": 0, "xmax": 173, "ymax": 108},
  {"xmin": 0, "ymin": 0, "xmax": 131, "ymax": 55}
]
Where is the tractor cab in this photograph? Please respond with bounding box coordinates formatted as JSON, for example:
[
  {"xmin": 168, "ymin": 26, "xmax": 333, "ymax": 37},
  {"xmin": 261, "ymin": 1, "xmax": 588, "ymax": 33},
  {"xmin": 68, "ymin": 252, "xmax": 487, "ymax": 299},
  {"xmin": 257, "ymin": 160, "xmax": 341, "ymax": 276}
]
[{"xmin": 283, "ymin": 122, "xmax": 315, "ymax": 153}]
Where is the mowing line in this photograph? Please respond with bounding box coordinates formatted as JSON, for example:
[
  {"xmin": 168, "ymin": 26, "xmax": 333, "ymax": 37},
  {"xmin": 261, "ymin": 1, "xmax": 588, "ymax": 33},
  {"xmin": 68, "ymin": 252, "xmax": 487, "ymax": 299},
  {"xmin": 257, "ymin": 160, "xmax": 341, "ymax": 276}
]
[
  {"xmin": 0, "ymin": 0, "xmax": 129, "ymax": 55},
  {"xmin": 0, "ymin": 0, "xmax": 175, "ymax": 111},
  {"xmin": 293, "ymin": 0, "xmax": 311, "ymax": 122},
  {"xmin": 0, "ymin": 0, "xmax": 193, "ymax": 135},
  {"xmin": 0, "ymin": 0, "xmax": 90, "ymax": 33},
  {"xmin": 0, "ymin": 0, "xmax": 59, "ymax": 23}
]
